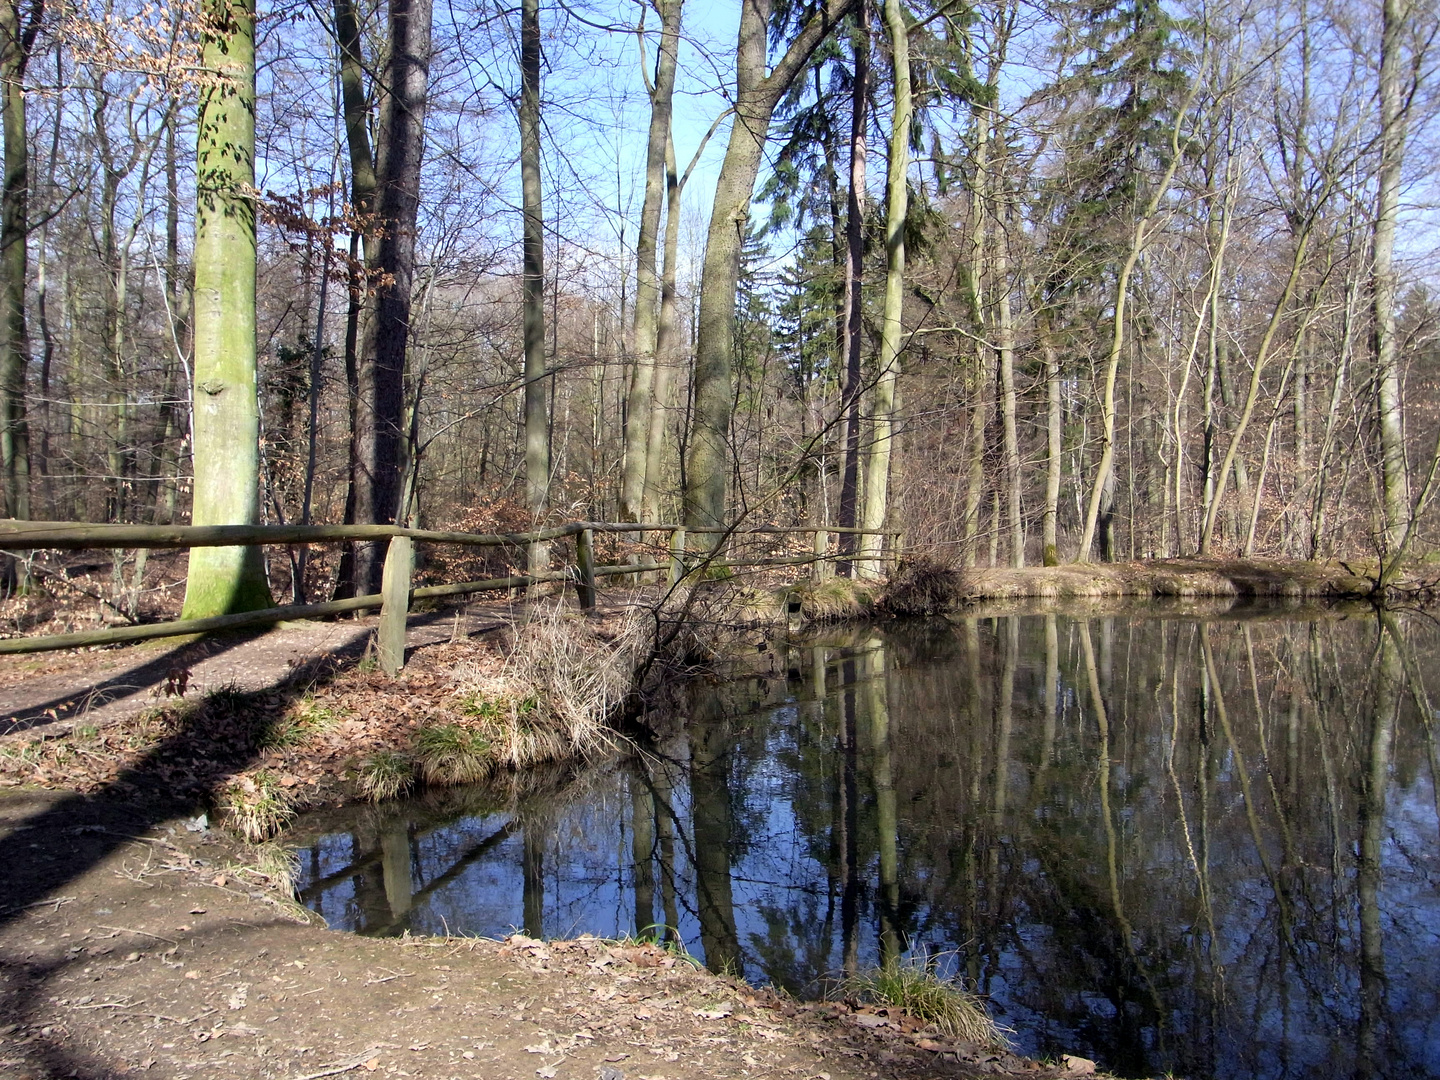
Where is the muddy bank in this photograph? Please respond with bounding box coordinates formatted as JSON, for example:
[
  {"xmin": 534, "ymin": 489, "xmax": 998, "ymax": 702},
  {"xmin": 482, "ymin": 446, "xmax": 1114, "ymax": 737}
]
[
  {"xmin": 956, "ymin": 557, "xmax": 1382, "ymax": 603},
  {"xmin": 0, "ymin": 789, "xmax": 1100, "ymax": 1080}
]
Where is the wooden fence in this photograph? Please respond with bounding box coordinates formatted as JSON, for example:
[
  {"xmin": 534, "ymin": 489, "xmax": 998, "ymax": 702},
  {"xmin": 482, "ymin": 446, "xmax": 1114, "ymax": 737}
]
[{"xmin": 0, "ymin": 520, "xmax": 896, "ymax": 671}]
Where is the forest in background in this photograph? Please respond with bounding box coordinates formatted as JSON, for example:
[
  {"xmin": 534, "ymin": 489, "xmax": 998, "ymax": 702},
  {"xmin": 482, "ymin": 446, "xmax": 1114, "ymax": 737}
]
[{"xmin": 1, "ymin": 0, "xmax": 1439, "ymax": 611}]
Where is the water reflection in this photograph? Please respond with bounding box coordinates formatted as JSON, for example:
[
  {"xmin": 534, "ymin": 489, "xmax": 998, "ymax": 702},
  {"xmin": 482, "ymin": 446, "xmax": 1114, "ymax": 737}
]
[{"xmin": 292, "ymin": 610, "xmax": 1440, "ymax": 1079}]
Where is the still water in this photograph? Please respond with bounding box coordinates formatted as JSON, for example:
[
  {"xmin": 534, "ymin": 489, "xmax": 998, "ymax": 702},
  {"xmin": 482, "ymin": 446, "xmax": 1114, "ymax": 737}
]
[{"xmin": 291, "ymin": 607, "xmax": 1440, "ymax": 1079}]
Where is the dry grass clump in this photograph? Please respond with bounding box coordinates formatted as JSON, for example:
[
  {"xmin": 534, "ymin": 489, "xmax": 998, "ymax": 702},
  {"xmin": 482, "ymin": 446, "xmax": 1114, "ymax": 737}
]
[
  {"xmin": 847, "ymin": 961, "xmax": 1008, "ymax": 1047},
  {"xmin": 877, "ymin": 556, "xmax": 969, "ymax": 616},
  {"xmin": 415, "ymin": 602, "xmax": 650, "ymax": 781},
  {"xmin": 222, "ymin": 770, "xmax": 297, "ymax": 842},
  {"xmin": 246, "ymin": 841, "xmax": 300, "ymax": 897},
  {"xmin": 357, "ymin": 749, "xmax": 415, "ymax": 802},
  {"xmin": 783, "ymin": 578, "xmax": 876, "ymax": 622},
  {"xmin": 497, "ymin": 603, "xmax": 641, "ymax": 762},
  {"xmin": 258, "ymin": 695, "xmax": 342, "ymax": 750},
  {"xmin": 413, "ymin": 723, "xmax": 492, "ymax": 785}
]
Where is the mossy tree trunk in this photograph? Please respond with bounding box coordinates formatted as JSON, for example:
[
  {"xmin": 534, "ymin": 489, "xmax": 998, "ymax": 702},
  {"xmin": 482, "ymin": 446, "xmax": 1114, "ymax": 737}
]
[{"xmin": 183, "ymin": 0, "xmax": 271, "ymax": 618}]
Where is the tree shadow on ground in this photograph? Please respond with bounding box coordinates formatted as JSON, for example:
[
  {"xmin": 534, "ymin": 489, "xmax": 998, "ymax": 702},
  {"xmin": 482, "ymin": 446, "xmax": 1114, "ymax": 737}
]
[{"xmin": 3, "ymin": 627, "xmax": 274, "ymax": 736}]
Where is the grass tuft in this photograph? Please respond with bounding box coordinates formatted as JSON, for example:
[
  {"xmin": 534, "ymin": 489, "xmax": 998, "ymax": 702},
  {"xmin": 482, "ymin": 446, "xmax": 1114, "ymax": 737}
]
[
  {"xmin": 222, "ymin": 770, "xmax": 297, "ymax": 842},
  {"xmin": 358, "ymin": 749, "xmax": 415, "ymax": 802},
  {"xmin": 259, "ymin": 695, "xmax": 342, "ymax": 749},
  {"xmin": 248, "ymin": 841, "xmax": 300, "ymax": 897},
  {"xmin": 783, "ymin": 578, "xmax": 875, "ymax": 622},
  {"xmin": 413, "ymin": 723, "xmax": 492, "ymax": 786},
  {"xmin": 846, "ymin": 960, "xmax": 1007, "ymax": 1047}
]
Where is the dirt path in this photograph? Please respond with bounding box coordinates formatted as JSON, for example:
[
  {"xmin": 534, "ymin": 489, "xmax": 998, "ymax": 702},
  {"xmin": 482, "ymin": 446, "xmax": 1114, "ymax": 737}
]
[
  {"xmin": 1, "ymin": 605, "xmax": 515, "ymax": 740},
  {"xmin": 0, "ymin": 789, "xmax": 1095, "ymax": 1080}
]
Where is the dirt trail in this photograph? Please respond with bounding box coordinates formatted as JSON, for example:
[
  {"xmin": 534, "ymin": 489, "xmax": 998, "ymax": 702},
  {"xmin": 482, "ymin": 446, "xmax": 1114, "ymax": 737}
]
[
  {"xmin": 0, "ymin": 789, "xmax": 1096, "ymax": 1080},
  {"xmin": 2, "ymin": 606, "xmax": 512, "ymax": 740}
]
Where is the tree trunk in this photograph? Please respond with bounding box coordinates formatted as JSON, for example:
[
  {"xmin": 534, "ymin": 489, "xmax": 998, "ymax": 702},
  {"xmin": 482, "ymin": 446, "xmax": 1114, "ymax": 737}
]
[
  {"xmin": 354, "ymin": 0, "xmax": 431, "ymax": 593},
  {"xmin": 1198, "ymin": 224, "xmax": 1313, "ymax": 554},
  {"xmin": 857, "ymin": 0, "xmax": 908, "ymax": 580},
  {"xmin": 621, "ymin": 0, "xmax": 683, "ymax": 525},
  {"xmin": 332, "ymin": 0, "xmax": 380, "ymax": 597},
  {"xmin": 996, "ymin": 215, "xmax": 1021, "ymax": 567},
  {"xmin": 1074, "ymin": 83, "xmax": 1196, "ymax": 562},
  {"xmin": 643, "ymin": 134, "xmax": 685, "ymax": 523},
  {"xmin": 1373, "ymin": 0, "xmax": 1411, "ymax": 551},
  {"xmin": 520, "ymin": 0, "xmax": 549, "ymax": 576},
  {"xmin": 836, "ymin": 3, "xmax": 868, "ymax": 571},
  {"xmin": 682, "ymin": 0, "xmax": 855, "ymax": 533},
  {"xmin": 960, "ymin": 114, "xmax": 988, "ymax": 567},
  {"xmin": 0, "ymin": 0, "xmax": 40, "ymax": 528},
  {"xmin": 182, "ymin": 0, "xmax": 271, "ymax": 618},
  {"xmin": 1040, "ymin": 309, "xmax": 1061, "ymax": 565}
]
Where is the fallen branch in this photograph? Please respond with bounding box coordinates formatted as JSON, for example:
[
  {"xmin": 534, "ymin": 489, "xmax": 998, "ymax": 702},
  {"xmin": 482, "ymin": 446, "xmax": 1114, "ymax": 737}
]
[
  {"xmin": 97, "ymin": 924, "xmax": 178, "ymax": 945},
  {"xmin": 287, "ymin": 1046, "xmax": 384, "ymax": 1080},
  {"xmin": 0, "ymin": 895, "xmax": 74, "ymax": 916},
  {"xmin": 67, "ymin": 1000, "xmax": 142, "ymax": 1010}
]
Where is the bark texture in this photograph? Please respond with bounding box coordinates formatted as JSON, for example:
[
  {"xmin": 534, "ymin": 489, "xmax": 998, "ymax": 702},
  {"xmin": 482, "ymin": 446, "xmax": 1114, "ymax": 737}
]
[
  {"xmin": 182, "ymin": 0, "xmax": 271, "ymax": 618},
  {"xmin": 353, "ymin": 0, "xmax": 432, "ymax": 592}
]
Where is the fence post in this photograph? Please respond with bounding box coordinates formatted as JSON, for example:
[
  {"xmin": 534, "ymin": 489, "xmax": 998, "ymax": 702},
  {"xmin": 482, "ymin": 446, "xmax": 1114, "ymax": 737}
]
[
  {"xmin": 574, "ymin": 527, "xmax": 597, "ymax": 609},
  {"xmin": 668, "ymin": 527, "xmax": 686, "ymax": 587},
  {"xmin": 378, "ymin": 536, "xmax": 413, "ymax": 675},
  {"xmin": 812, "ymin": 529, "xmax": 829, "ymax": 582}
]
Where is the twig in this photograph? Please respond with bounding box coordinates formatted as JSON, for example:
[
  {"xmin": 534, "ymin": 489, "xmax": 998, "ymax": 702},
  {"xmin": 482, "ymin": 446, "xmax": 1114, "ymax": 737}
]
[
  {"xmin": 68, "ymin": 999, "xmax": 142, "ymax": 1010},
  {"xmin": 364, "ymin": 968, "xmax": 414, "ymax": 985},
  {"xmin": 97, "ymin": 924, "xmax": 178, "ymax": 945},
  {"xmin": 0, "ymin": 895, "xmax": 74, "ymax": 916},
  {"xmin": 286, "ymin": 1046, "xmax": 383, "ymax": 1080}
]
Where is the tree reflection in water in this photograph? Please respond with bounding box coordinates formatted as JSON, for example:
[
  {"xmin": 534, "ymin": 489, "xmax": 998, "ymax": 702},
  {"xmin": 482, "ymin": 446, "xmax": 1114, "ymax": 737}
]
[{"xmin": 292, "ymin": 608, "xmax": 1440, "ymax": 1080}]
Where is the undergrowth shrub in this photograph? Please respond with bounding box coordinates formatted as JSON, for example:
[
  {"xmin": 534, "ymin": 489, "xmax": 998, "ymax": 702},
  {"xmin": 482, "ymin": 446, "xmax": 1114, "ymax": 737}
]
[{"xmin": 876, "ymin": 556, "xmax": 968, "ymax": 616}]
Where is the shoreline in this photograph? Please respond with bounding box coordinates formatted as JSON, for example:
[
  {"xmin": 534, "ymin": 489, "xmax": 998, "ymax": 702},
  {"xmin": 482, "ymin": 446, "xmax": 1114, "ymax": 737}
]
[
  {"xmin": 955, "ymin": 557, "xmax": 1382, "ymax": 603},
  {"xmin": 0, "ymin": 787, "xmax": 1100, "ymax": 1080}
]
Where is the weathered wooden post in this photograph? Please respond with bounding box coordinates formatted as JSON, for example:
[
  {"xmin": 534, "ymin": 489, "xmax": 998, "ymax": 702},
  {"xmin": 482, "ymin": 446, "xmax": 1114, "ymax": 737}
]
[
  {"xmin": 668, "ymin": 527, "xmax": 686, "ymax": 587},
  {"xmin": 378, "ymin": 535, "xmax": 413, "ymax": 675},
  {"xmin": 812, "ymin": 529, "xmax": 829, "ymax": 582},
  {"xmin": 574, "ymin": 527, "xmax": 597, "ymax": 610}
]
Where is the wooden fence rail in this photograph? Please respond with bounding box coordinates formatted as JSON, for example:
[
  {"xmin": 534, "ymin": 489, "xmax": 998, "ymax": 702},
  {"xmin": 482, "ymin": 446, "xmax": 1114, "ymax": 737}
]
[{"xmin": 0, "ymin": 519, "xmax": 898, "ymax": 671}]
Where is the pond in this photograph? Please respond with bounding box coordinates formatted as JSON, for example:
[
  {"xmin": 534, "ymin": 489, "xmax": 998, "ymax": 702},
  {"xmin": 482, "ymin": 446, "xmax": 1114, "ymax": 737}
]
[{"xmin": 290, "ymin": 604, "xmax": 1440, "ymax": 1079}]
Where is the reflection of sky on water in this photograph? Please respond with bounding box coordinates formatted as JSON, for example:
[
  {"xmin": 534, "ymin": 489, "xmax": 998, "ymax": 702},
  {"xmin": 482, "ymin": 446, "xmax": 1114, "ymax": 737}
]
[{"xmin": 294, "ymin": 613, "xmax": 1440, "ymax": 1080}]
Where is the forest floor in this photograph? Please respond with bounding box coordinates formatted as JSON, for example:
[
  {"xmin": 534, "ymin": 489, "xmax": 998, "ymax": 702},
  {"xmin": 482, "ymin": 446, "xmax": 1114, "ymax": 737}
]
[{"xmin": 0, "ymin": 787, "xmax": 1105, "ymax": 1080}]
